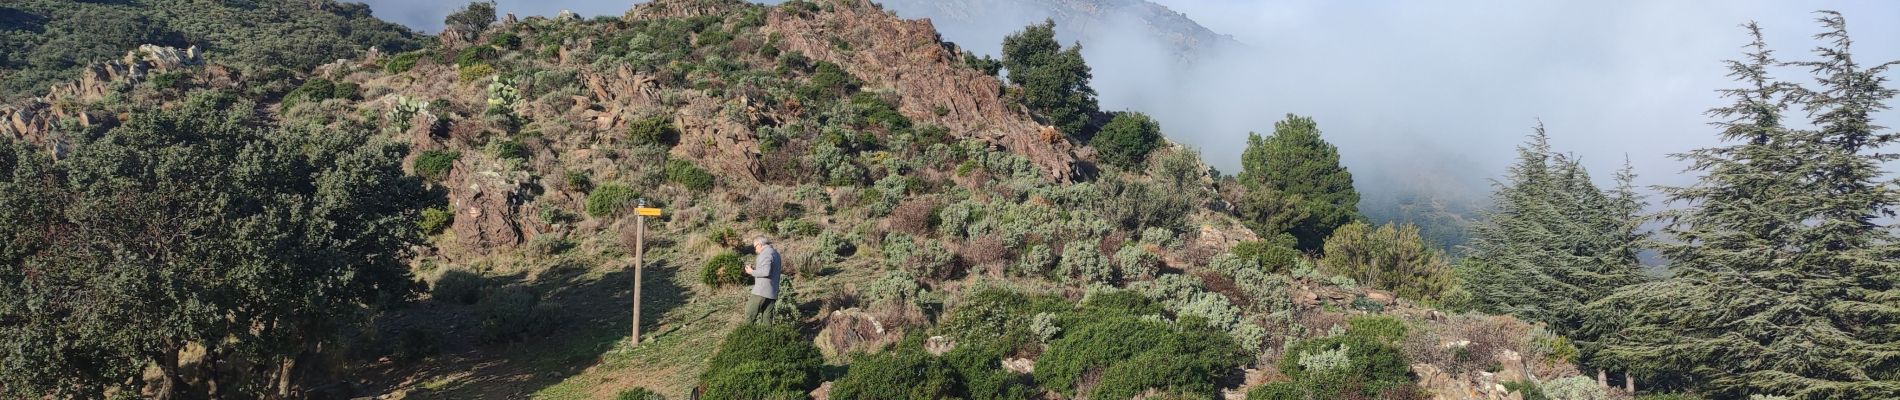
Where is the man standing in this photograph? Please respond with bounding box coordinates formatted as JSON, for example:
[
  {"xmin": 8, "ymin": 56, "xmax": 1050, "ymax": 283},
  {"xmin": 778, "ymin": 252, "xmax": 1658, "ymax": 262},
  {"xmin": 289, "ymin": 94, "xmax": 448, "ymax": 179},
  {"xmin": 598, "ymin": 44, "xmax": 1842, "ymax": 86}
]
[{"xmin": 743, "ymin": 236, "xmax": 782, "ymax": 324}]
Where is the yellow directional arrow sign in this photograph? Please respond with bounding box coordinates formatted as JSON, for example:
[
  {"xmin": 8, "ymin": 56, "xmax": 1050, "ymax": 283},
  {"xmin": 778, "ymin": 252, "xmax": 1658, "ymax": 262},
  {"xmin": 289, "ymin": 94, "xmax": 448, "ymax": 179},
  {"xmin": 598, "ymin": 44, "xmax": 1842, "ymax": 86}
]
[{"xmin": 635, "ymin": 207, "xmax": 663, "ymax": 217}]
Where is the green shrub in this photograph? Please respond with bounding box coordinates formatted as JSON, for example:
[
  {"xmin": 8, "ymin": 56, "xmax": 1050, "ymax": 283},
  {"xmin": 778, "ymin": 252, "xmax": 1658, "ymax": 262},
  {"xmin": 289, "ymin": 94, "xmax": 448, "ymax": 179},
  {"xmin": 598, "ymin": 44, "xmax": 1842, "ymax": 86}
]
[
  {"xmin": 1505, "ymin": 380, "xmax": 1549, "ymax": 400},
  {"xmin": 1346, "ymin": 315, "xmax": 1408, "ymax": 344},
  {"xmin": 414, "ymin": 149, "xmax": 458, "ymax": 180},
  {"xmin": 280, "ymin": 78, "xmax": 360, "ymax": 110},
  {"xmin": 419, "ymin": 207, "xmax": 453, "ymax": 235},
  {"xmin": 1321, "ymin": 222, "xmax": 1456, "ymax": 303},
  {"xmin": 564, "ymin": 170, "xmax": 591, "ymax": 192},
  {"xmin": 385, "ymin": 51, "xmax": 424, "ymax": 74},
  {"xmin": 664, "ymin": 159, "xmax": 714, "ymax": 191},
  {"xmin": 456, "ymin": 45, "xmax": 498, "ymax": 66},
  {"xmin": 1233, "ymin": 237, "xmax": 1301, "ymax": 272},
  {"xmin": 613, "ymin": 387, "xmax": 665, "ymax": 400},
  {"xmin": 1092, "ymin": 111, "xmax": 1163, "ymax": 169},
  {"xmin": 881, "ymin": 233, "xmax": 958, "ymax": 282},
  {"xmin": 1541, "ymin": 376, "xmax": 1609, "ymax": 400},
  {"xmin": 1246, "ymin": 382, "xmax": 1303, "ymax": 400},
  {"xmin": 432, "ymin": 270, "xmax": 488, "ymax": 305},
  {"xmin": 1274, "ymin": 331, "xmax": 1415, "ymax": 399},
  {"xmin": 149, "ymin": 71, "xmax": 187, "ymax": 89},
  {"xmin": 585, "ymin": 184, "xmax": 638, "ymax": 217},
  {"xmin": 938, "ymin": 289, "xmax": 1037, "ymax": 349},
  {"xmin": 490, "ymin": 32, "xmax": 521, "ymax": 48},
  {"xmin": 829, "ymin": 346, "xmax": 964, "ymax": 399},
  {"xmin": 459, "ymin": 63, "xmax": 495, "ymax": 83},
  {"xmin": 1056, "ymin": 240, "xmax": 1114, "ymax": 285},
  {"xmin": 488, "ymin": 137, "xmax": 528, "ymax": 160},
  {"xmin": 627, "ymin": 115, "xmax": 679, "ymax": 146},
  {"xmin": 1035, "ymin": 315, "xmax": 1244, "ymax": 397},
  {"xmin": 700, "ymin": 324, "xmax": 824, "ymax": 399},
  {"xmin": 474, "ymin": 285, "xmax": 559, "ymax": 344},
  {"xmin": 700, "ymin": 251, "xmax": 749, "ymax": 287}
]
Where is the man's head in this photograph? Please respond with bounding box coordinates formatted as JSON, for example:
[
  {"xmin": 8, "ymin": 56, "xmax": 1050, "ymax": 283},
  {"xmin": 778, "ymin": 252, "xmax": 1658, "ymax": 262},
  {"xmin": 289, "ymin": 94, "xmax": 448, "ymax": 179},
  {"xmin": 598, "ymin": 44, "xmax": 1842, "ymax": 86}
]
[{"xmin": 753, "ymin": 235, "xmax": 771, "ymax": 252}]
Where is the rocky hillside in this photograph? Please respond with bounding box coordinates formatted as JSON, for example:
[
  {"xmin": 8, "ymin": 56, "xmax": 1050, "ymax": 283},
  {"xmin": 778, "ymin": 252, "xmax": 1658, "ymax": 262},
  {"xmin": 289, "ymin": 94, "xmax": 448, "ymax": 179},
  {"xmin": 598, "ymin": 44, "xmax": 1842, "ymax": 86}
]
[{"xmin": 1, "ymin": 0, "xmax": 1611, "ymax": 398}]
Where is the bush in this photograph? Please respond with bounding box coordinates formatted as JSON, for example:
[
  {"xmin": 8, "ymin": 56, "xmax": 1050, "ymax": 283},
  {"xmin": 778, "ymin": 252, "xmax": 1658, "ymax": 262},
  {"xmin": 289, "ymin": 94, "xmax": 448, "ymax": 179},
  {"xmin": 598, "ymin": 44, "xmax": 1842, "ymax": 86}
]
[
  {"xmin": 1504, "ymin": 380, "xmax": 1549, "ymax": 400},
  {"xmin": 938, "ymin": 289, "xmax": 1041, "ymax": 349},
  {"xmin": 474, "ymin": 285, "xmax": 559, "ymax": 344},
  {"xmin": 459, "ymin": 63, "xmax": 495, "ymax": 83},
  {"xmin": 490, "ymin": 32, "xmax": 521, "ymax": 48},
  {"xmin": 829, "ymin": 346, "xmax": 964, "ymax": 399},
  {"xmin": 1093, "ymin": 111, "xmax": 1163, "ymax": 169},
  {"xmin": 1233, "ymin": 237, "xmax": 1301, "ymax": 272},
  {"xmin": 664, "ymin": 159, "xmax": 714, "ymax": 191},
  {"xmin": 1541, "ymin": 376, "xmax": 1609, "ymax": 400},
  {"xmin": 1056, "ymin": 240, "xmax": 1114, "ymax": 286},
  {"xmin": 419, "ymin": 207, "xmax": 453, "ymax": 235},
  {"xmin": 1035, "ymin": 314, "xmax": 1245, "ymax": 397},
  {"xmin": 627, "ymin": 115, "xmax": 679, "ymax": 146},
  {"xmin": 432, "ymin": 270, "xmax": 488, "ymax": 305},
  {"xmin": 414, "ymin": 149, "xmax": 459, "ymax": 180},
  {"xmin": 385, "ymin": 51, "xmax": 424, "ymax": 74},
  {"xmin": 1274, "ymin": 328, "xmax": 1415, "ymax": 399},
  {"xmin": 700, "ymin": 324, "xmax": 824, "ymax": 399},
  {"xmin": 280, "ymin": 78, "xmax": 359, "ymax": 110},
  {"xmin": 700, "ymin": 251, "xmax": 749, "ymax": 287},
  {"xmin": 455, "ymin": 45, "xmax": 498, "ymax": 66},
  {"xmin": 881, "ymin": 234, "xmax": 958, "ymax": 282},
  {"xmin": 614, "ymin": 387, "xmax": 665, "ymax": 400},
  {"xmin": 563, "ymin": 170, "xmax": 591, "ymax": 192},
  {"xmin": 1320, "ymin": 222, "xmax": 1456, "ymax": 303},
  {"xmin": 586, "ymin": 184, "xmax": 638, "ymax": 218}
]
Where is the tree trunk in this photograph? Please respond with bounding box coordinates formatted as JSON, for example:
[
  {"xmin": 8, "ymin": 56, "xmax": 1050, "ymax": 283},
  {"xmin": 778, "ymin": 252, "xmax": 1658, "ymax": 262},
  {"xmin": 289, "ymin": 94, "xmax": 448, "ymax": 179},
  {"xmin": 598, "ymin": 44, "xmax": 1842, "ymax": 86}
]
[
  {"xmin": 1624, "ymin": 371, "xmax": 1635, "ymax": 393},
  {"xmin": 152, "ymin": 345, "xmax": 185, "ymax": 400},
  {"xmin": 1598, "ymin": 369, "xmax": 1608, "ymax": 388},
  {"xmin": 276, "ymin": 355, "xmax": 297, "ymax": 399}
]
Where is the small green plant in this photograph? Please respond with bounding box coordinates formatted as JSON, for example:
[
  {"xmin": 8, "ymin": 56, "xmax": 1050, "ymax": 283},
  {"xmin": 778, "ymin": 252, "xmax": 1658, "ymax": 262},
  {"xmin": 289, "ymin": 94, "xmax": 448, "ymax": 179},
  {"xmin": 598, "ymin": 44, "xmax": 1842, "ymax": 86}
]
[
  {"xmin": 1092, "ymin": 111, "xmax": 1163, "ymax": 169},
  {"xmin": 419, "ymin": 207, "xmax": 453, "ymax": 235},
  {"xmin": 664, "ymin": 159, "xmax": 714, "ymax": 191},
  {"xmin": 431, "ymin": 270, "xmax": 488, "ymax": 305},
  {"xmin": 563, "ymin": 170, "xmax": 591, "ymax": 192},
  {"xmin": 456, "ymin": 45, "xmax": 498, "ymax": 66},
  {"xmin": 414, "ymin": 150, "xmax": 459, "ymax": 180},
  {"xmin": 487, "ymin": 137, "xmax": 528, "ymax": 161},
  {"xmin": 586, "ymin": 184, "xmax": 638, "ymax": 218},
  {"xmin": 700, "ymin": 251, "xmax": 749, "ymax": 287},
  {"xmin": 626, "ymin": 115, "xmax": 679, "ymax": 146}
]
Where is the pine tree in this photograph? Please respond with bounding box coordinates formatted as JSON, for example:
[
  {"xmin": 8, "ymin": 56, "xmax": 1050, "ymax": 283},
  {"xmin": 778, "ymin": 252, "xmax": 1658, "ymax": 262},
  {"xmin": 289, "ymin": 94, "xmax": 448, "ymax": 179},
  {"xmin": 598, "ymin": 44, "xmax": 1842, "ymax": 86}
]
[
  {"xmin": 1002, "ymin": 19, "xmax": 1100, "ymax": 139},
  {"xmin": 1584, "ymin": 17, "xmax": 1900, "ymax": 398},
  {"xmin": 1237, "ymin": 114, "xmax": 1362, "ymax": 251},
  {"xmin": 1460, "ymin": 124, "xmax": 1647, "ymax": 362}
]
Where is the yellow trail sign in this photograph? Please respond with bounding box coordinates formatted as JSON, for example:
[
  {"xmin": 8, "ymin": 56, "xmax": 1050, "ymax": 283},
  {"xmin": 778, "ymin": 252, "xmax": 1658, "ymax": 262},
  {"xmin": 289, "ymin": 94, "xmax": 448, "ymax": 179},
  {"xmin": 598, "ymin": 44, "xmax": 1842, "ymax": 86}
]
[{"xmin": 635, "ymin": 207, "xmax": 663, "ymax": 217}]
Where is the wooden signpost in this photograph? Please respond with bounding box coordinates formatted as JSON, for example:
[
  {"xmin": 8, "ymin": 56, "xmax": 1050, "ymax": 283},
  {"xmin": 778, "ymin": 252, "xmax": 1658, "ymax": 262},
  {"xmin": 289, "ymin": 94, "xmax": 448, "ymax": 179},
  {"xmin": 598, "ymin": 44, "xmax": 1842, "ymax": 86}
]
[{"xmin": 632, "ymin": 200, "xmax": 662, "ymax": 346}]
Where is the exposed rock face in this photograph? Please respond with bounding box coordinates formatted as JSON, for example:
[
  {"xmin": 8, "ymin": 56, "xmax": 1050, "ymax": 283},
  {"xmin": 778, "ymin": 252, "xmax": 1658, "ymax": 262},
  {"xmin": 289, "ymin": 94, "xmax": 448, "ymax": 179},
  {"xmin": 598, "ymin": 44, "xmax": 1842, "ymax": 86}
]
[
  {"xmin": 447, "ymin": 159, "xmax": 530, "ymax": 253},
  {"xmin": 764, "ymin": 0, "xmax": 1081, "ymax": 182},
  {"xmin": 2, "ymin": 45, "xmax": 204, "ymax": 154}
]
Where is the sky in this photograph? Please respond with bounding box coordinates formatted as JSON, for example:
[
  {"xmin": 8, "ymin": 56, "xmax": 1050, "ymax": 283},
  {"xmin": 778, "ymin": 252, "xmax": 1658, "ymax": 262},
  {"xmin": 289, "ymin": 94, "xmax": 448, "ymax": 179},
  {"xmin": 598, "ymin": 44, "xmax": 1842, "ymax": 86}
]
[{"xmin": 354, "ymin": 0, "xmax": 1900, "ymax": 207}]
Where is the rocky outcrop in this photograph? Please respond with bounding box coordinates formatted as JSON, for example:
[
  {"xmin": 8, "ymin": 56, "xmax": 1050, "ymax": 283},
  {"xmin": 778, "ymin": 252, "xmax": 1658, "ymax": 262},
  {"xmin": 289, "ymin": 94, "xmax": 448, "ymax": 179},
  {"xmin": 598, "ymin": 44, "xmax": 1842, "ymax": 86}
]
[
  {"xmin": 763, "ymin": 0, "xmax": 1081, "ymax": 182},
  {"xmin": 447, "ymin": 159, "xmax": 532, "ymax": 254},
  {"xmin": 2, "ymin": 45, "xmax": 204, "ymax": 152}
]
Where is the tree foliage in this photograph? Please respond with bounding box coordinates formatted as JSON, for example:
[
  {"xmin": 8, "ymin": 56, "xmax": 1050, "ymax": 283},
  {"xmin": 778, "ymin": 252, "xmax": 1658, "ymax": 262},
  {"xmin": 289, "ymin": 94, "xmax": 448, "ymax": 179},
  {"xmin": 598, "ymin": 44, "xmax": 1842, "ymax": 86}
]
[
  {"xmin": 1239, "ymin": 114, "xmax": 1362, "ymax": 251},
  {"xmin": 1583, "ymin": 16, "xmax": 1900, "ymax": 399},
  {"xmin": 1002, "ymin": 19, "xmax": 1099, "ymax": 139},
  {"xmin": 0, "ymin": 92, "xmax": 428, "ymax": 398},
  {"xmin": 1094, "ymin": 111, "xmax": 1164, "ymax": 169},
  {"xmin": 1458, "ymin": 125, "xmax": 1648, "ymax": 351}
]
